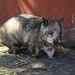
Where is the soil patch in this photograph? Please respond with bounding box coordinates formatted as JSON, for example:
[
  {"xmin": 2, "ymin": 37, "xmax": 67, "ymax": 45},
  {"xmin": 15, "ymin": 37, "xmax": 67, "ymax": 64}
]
[{"xmin": 0, "ymin": 45, "xmax": 75, "ymax": 75}]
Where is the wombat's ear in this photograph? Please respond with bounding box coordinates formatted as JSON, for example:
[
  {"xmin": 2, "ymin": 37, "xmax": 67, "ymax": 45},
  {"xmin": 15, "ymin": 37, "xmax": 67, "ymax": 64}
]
[
  {"xmin": 42, "ymin": 18, "xmax": 48, "ymax": 26},
  {"xmin": 59, "ymin": 17, "xmax": 65, "ymax": 24}
]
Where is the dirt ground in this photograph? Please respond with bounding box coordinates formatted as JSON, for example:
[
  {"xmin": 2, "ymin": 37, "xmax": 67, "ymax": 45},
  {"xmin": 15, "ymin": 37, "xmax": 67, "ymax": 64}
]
[{"xmin": 0, "ymin": 45, "xmax": 75, "ymax": 75}]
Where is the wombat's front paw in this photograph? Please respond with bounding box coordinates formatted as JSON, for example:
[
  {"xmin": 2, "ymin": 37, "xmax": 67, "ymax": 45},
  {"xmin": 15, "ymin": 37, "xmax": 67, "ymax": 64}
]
[
  {"xmin": 31, "ymin": 54, "xmax": 40, "ymax": 58},
  {"xmin": 49, "ymin": 56, "xmax": 56, "ymax": 59},
  {"xmin": 9, "ymin": 46, "xmax": 19, "ymax": 54}
]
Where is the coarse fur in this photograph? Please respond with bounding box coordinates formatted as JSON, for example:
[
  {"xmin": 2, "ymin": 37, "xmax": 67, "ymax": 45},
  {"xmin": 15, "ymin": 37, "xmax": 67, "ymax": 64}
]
[{"xmin": 0, "ymin": 14, "xmax": 64, "ymax": 58}]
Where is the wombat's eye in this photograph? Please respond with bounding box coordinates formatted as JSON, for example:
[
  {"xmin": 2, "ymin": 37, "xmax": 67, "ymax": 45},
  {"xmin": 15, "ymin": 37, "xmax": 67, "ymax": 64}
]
[{"xmin": 48, "ymin": 31, "xmax": 53, "ymax": 36}]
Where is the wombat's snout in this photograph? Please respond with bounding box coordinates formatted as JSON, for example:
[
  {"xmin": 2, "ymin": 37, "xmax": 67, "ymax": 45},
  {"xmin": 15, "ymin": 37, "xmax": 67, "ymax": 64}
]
[
  {"xmin": 54, "ymin": 38, "xmax": 62, "ymax": 45},
  {"xmin": 58, "ymin": 39, "xmax": 61, "ymax": 43}
]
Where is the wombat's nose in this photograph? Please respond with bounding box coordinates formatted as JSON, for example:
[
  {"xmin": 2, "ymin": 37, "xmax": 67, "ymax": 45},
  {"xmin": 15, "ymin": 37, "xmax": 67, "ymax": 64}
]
[
  {"xmin": 54, "ymin": 38, "xmax": 61, "ymax": 45},
  {"xmin": 58, "ymin": 39, "xmax": 61, "ymax": 43}
]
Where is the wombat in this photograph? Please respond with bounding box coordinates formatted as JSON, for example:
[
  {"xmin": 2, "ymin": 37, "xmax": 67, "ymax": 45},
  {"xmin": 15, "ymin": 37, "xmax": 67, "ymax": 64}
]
[{"xmin": 0, "ymin": 14, "xmax": 64, "ymax": 58}]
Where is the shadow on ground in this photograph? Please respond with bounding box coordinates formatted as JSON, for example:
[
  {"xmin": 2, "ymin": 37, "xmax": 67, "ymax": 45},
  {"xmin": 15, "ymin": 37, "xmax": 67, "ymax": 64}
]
[{"xmin": 0, "ymin": 46, "xmax": 75, "ymax": 75}]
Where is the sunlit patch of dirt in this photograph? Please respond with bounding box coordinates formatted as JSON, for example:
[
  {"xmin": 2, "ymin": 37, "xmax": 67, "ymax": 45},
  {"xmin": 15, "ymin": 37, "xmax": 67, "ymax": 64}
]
[{"xmin": 0, "ymin": 44, "xmax": 75, "ymax": 75}]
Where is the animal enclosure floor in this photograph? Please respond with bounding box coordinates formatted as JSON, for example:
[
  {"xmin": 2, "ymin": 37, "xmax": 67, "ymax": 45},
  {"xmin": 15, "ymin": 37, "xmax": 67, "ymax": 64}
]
[{"xmin": 0, "ymin": 45, "xmax": 75, "ymax": 75}]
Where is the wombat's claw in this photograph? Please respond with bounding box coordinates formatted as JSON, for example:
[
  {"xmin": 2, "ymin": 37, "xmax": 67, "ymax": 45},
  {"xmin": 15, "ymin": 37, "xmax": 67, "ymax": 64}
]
[{"xmin": 32, "ymin": 54, "xmax": 40, "ymax": 58}]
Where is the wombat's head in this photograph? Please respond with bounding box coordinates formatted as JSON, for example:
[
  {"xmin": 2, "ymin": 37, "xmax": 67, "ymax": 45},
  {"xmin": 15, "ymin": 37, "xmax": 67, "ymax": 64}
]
[{"xmin": 40, "ymin": 17, "xmax": 64, "ymax": 45}]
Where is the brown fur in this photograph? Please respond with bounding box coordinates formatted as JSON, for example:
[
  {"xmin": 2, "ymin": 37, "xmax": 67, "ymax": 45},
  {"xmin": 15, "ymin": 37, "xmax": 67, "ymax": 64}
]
[{"xmin": 0, "ymin": 14, "xmax": 64, "ymax": 58}]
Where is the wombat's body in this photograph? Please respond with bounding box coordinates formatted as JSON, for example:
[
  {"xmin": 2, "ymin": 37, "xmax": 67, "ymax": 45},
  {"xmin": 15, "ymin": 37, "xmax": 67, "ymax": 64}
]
[{"xmin": 0, "ymin": 14, "xmax": 64, "ymax": 58}]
